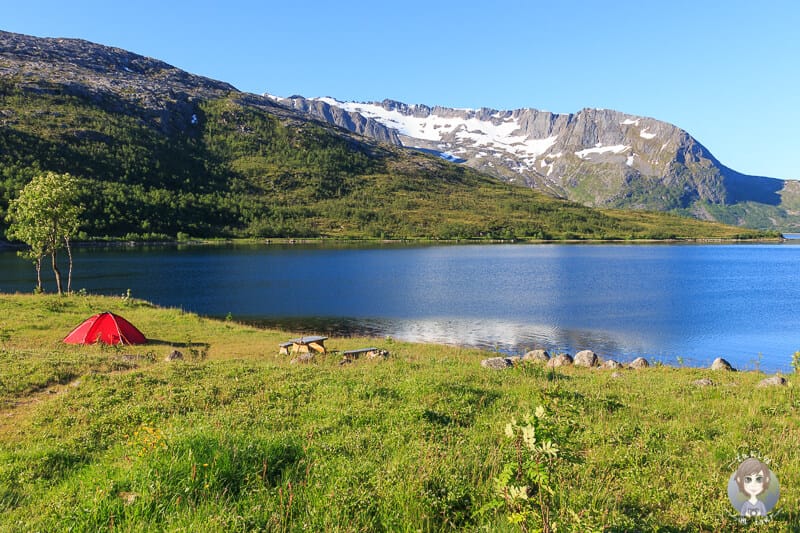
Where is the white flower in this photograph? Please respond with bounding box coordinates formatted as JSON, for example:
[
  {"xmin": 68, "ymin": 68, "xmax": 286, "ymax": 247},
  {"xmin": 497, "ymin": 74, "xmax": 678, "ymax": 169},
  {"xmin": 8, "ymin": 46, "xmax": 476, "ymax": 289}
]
[
  {"xmin": 522, "ymin": 425, "xmax": 537, "ymax": 450},
  {"xmin": 507, "ymin": 485, "xmax": 529, "ymax": 500},
  {"xmin": 538, "ymin": 440, "xmax": 560, "ymax": 457}
]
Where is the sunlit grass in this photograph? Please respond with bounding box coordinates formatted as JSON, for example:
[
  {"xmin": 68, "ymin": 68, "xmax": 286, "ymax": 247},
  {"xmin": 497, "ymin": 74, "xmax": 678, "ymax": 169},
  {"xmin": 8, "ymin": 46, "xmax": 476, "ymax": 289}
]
[{"xmin": 0, "ymin": 293, "xmax": 797, "ymax": 530}]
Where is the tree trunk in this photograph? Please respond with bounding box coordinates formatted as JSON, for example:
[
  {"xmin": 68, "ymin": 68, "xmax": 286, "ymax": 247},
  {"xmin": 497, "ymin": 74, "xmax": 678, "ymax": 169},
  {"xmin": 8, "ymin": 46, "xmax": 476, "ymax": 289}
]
[
  {"xmin": 51, "ymin": 250, "xmax": 63, "ymax": 295},
  {"xmin": 35, "ymin": 256, "xmax": 43, "ymax": 293},
  {"xmin": 65, "ymin": 236, "xmax": 73, "ymax": 294}
]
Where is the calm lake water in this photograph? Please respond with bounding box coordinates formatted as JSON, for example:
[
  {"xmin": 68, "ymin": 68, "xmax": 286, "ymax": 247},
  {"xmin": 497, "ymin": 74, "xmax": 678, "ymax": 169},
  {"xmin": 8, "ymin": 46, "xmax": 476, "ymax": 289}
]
[{"xmin": 1, "ymin": 242, "xmax": 799, "ymax": 372}]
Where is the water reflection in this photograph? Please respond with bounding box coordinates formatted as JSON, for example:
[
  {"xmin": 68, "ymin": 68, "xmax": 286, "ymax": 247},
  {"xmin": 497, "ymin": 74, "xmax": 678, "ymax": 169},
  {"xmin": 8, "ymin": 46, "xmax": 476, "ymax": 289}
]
[
  {"xmin": 1, "ymin": 242, "xmax": 799, "ymax": 372},
  {"xmin": 246, "ymin": 314, "xmax": 767, "ymax": 370}
]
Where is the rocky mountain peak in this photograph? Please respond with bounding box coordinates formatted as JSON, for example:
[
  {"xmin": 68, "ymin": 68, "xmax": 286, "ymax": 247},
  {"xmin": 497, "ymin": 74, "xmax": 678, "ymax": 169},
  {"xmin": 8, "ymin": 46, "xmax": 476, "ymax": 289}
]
[
  {"xmin": 276, "ymin": 94, "xmax": 797, "ymax": 228},
  {"xmin": 0, "ymin": 30, "xmax": 237, "ymax": 116}
]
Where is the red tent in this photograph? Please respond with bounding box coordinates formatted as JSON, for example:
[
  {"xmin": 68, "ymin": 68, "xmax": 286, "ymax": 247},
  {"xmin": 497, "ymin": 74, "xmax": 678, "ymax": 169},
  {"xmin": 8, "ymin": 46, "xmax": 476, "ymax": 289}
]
[{"xmin": 63, "ymin": 312, "xmax": 147, "ymax": 345}]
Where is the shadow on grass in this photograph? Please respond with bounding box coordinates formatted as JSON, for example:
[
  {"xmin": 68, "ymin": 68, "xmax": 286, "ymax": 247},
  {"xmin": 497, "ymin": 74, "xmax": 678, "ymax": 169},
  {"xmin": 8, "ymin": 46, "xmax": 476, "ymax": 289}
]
[{"xmin": 145, "ymin": 339, "xmax": 210, "ymax": 350}]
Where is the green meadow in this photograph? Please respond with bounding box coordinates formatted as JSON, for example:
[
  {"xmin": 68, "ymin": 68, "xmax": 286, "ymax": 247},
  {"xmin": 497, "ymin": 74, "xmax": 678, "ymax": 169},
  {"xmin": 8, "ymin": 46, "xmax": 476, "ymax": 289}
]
[{"xmin": 0, "ymin": 293, "xmax": 798, "ymax": 531}]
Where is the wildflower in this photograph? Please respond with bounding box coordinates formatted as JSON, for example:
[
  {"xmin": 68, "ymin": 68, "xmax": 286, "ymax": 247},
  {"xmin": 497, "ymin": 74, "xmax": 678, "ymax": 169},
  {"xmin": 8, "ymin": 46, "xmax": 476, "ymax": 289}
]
[
  {"xmin": 506, "ymin": 485, "xmax": 529, "ymax": 501},
  {"xmin": 538, "ymin": 440, "xmax": 559, "ymax": 457},
  {"xmin": 521, "ymin": 425, "xmax": 537, "ymax": 450}
]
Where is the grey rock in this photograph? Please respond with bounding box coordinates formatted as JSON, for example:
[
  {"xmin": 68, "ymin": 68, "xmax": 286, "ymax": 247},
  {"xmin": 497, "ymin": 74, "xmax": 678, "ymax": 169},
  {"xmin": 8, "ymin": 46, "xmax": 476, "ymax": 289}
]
[
  {"xmin": 692, "ymin": 378, "xmax": 715, "ymax": 387},
  {"xmin": 481, "ymin": 357, "xmax": 514, "ymax": 370},
  {"xmin": 711, "ymin": 357, "xmax": 735, "ymax": 371},
  {"xmin": 546, "ymin": 354, "xmax": 573, "ymax": 368},
  {"xmin": 629, "ymin": 357, "xmax": 649, "ymax": 369},
  {"xmin": 574, "ymin": 350, "xmax": 598, "ymax": 367},
  {"xmin": 522, "ymin": 349, "xmax": 550, "ymax": 363},
  {"xmin": 611, "ymin": 371, "xmax": 624, "ymax": 378},
  {"xmin": 758, "ymin": 376, "xmax": 787, "ymax": 387},
  {"xmin": 600, "ymin": 359, "xmax": 623, "ymax": 369},
  {"xmin": 165, "ymin": 350, "xmax": 183, "ymax": 361}
]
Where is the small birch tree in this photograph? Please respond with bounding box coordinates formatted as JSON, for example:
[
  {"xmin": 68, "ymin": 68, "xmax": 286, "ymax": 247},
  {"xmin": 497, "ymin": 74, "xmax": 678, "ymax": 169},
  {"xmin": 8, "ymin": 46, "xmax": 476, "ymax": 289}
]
[{"xmin": 6, "ymin": 171, "xmax": 83, "ymax": 294}]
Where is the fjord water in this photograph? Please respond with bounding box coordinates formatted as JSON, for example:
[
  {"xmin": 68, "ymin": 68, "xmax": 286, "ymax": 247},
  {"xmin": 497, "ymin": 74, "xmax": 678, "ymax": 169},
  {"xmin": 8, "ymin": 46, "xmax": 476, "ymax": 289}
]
[{"xmin": 1, "ymin": 243, "xmax": 798, "ymax": 372}]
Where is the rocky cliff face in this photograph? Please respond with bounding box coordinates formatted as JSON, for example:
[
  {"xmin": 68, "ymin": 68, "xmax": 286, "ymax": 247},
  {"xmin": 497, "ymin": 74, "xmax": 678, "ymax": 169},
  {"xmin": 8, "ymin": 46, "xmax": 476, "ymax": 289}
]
[
  {"xmin": 275, "ymin": 96, "xmax": 799, "ymax": 230},
  {"xmin": 0, "ymin": 31, "xmax": 235, "ymax": 97},
  {"xmin": 0, "ymin": 30, "xmax": 307, "ymax": 135},
  {"xmin": 0, "ymin": 31, "xmax": 237, "ymax": 115},
  {"xmin": 276, "ymin": 96, "xmax": 401, "ymax": 145}
]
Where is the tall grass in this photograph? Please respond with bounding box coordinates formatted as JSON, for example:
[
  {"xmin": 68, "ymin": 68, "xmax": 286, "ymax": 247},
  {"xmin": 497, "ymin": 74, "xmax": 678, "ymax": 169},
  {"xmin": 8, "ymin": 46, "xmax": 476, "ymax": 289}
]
[{"xmin": 0, "ymin": 293, "xmax": 797, "ymax": 530}]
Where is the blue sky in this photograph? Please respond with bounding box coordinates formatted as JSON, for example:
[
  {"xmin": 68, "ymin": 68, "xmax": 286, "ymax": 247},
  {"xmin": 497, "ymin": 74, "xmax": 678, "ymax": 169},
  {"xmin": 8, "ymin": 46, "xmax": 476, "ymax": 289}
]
[{"xmin": 4, "ymin": 0, "xmax": 799, "ymax": 179}]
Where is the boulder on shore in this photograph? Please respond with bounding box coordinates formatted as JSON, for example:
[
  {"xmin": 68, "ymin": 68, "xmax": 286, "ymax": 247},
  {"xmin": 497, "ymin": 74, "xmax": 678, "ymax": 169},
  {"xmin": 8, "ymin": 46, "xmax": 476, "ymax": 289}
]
[
  {"xmin": 574, "ymin": 350, "xmax": 598, "ymax": 367},
  {"xmin": 481, "ymin": 357, "xmax": 514, "ymax": 370},
  {"xmin": 600, "ymin": 359, "xmax": 623, "ymax": 369},
  {"xmin": 693, "ymin": 378, "xmax": 715, "ymax": 387},
  {"xmin": 629, "ymin": 357, "xmax": 649, "ymax": 369},
  {"xmin": 711, "ymin": 357, "xmax": 735, "ymax": 371},
  {"xmin": 758, "ymin": 376, "xmax": 787, "ymax": 387},
  {"xmin": 547, "ymin": 354, "xmax": 573, "ymax": 368},
  {"xmin": 522, "ymin": 349, "xmax": 550, "ymax": 363}
]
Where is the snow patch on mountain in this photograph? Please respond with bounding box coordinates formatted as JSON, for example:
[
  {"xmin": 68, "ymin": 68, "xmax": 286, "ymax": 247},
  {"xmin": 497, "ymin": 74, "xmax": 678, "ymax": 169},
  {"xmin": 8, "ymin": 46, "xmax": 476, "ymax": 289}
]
[
  {"xmin": 575, "ymin": 144, "xmax": 630, "ymax": 159},
  {"xmin": 312, "ymin": 97, "xmax": 558, "ymax": 162},
  {"xmin": 439, "ymin": 151, "xmax": 465, "ymax": 163}
]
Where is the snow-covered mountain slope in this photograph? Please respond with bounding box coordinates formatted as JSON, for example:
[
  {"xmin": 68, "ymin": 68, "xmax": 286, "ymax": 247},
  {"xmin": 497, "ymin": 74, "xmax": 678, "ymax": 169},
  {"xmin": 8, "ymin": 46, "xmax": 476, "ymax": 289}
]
[{"xmin": 269, "ymin": 95, "xmax": 800, "ymax": 230}]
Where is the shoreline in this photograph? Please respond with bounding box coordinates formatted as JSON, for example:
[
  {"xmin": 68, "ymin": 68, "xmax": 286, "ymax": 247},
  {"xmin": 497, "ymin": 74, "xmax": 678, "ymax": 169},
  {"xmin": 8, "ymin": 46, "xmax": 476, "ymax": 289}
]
[
  {"xmin": 1, "ymin": 234, "xmax": 788, "ymax": 253},
  {"xmin": 240, "ymin": 314, "xmax": 794, "ymax": 375},
  {"xmin": 0, "ymin": 290, "xmax": 792, "ymax": 375}
]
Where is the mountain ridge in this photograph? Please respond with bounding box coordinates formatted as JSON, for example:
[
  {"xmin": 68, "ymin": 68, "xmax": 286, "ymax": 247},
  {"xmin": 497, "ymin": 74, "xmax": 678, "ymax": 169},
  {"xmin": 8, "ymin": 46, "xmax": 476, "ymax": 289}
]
[
  {"xmin": 0, "ymin": 30, "xmax": 779, "ymax": 241},
  {"xmin": 274, "ymin": 95, "xmax": 800, "ymax": 230}
]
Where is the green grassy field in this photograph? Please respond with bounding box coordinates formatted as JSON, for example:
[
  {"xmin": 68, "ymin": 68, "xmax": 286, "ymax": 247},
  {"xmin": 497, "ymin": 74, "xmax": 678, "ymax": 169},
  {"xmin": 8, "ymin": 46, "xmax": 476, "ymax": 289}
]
[{"xmin": 0, "ymin": 293, "xmax": 798, "ymax": 531}]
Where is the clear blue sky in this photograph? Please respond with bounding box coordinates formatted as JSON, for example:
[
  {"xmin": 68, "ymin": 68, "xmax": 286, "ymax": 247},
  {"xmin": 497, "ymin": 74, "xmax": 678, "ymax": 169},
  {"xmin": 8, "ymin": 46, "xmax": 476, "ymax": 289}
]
[{"xmin": 4, "ymin": 0, "xmax": 799, "ymax": 179}]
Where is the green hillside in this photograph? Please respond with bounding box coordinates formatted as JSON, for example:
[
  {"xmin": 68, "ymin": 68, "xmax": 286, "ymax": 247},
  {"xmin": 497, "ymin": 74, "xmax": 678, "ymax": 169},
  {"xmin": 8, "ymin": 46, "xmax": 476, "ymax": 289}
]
[{"xmin": 0, "ymin": 79, "xmax": 776, "ymax": 242}]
